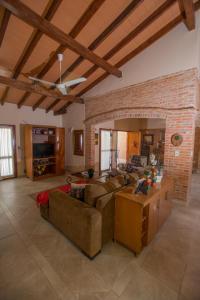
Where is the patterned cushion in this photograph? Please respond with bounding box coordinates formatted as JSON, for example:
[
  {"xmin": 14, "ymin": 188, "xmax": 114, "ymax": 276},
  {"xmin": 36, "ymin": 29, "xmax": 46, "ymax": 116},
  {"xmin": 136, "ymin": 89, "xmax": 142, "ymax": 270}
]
[{"xmin": 70, "ymin": 183, "xmax": 86, "ymax": 202}]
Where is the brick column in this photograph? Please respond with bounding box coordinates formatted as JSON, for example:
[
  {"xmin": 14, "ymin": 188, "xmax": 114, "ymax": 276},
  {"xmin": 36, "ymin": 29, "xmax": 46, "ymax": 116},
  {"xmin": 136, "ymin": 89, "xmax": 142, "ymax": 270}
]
[
  {"xmin": 164, "ymin": 110, "xmax": 195, "ymax": 201},
  {"xmin": 85, "ymin": 124, "xmax": 95, "ymax": 169}
]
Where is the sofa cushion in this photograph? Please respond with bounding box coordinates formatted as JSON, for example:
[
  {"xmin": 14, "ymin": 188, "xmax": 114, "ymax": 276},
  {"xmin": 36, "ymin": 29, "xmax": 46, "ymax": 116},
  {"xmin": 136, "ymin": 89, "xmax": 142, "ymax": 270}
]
[
  {"xmin": 128, "ymin": 173, "xmax": 139, "ymax": 184},
  {"xmin": 109, "ymin": 176, "xmax": 123, "ymax": 189},
  {"xmin": 84, "ymin": 184, "xmax": 107, "ymax": 207}
]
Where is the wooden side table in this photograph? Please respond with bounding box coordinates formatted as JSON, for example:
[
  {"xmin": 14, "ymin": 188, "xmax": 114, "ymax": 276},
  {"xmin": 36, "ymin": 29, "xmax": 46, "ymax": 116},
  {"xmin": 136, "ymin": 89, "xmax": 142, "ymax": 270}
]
[{"xmin": 114, "ymin": 177, "xmax": 174, "ymax": 255}]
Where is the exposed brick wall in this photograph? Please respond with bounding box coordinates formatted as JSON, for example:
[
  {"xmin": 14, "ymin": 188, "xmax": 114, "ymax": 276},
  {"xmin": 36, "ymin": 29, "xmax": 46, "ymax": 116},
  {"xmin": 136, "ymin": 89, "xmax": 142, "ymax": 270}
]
[{"xmin": 84, "ymin": 68, "xmax": 198, "ymax": 202}]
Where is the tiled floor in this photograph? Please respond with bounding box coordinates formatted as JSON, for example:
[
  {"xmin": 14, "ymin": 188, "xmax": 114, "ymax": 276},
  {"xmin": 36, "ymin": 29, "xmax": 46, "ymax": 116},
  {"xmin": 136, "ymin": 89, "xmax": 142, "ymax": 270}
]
[{"xmin": 0, "ymin": 174, "xmax": 200, "ymax": 300}]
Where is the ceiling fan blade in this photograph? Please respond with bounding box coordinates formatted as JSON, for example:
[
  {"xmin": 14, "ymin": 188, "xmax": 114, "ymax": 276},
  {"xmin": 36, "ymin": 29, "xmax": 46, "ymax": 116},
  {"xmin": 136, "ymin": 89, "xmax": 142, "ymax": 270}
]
[
  {"xmin": 62, "ymin": 77, "xmax": 86, "ymax": 87},
  {"xmin": 57, "ymin": 84, "xmax": 67, "ymax": 95},
  {"xmin": 29, "ymin": 76, "xmax": 56, "ymax": 87}
]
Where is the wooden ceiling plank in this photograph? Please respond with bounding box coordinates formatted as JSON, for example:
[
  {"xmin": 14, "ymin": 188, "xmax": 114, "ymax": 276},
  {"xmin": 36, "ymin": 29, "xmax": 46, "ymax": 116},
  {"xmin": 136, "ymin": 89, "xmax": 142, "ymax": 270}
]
[
  {"xmin": 178, "ymin": 0, "xmax": 195, "ymax": 30},
  {"xmin": 60, "ymin": 0, "xmax": 143, "ymax": 83},
  {"xmin": 14, "ymin": 0, "xmax": 63, "ymax": 79},
  {"xmin": 54, "ymin": 0, "xmax": 199, "ymax": 115},
  {"xmin": 20, "ymin": 0, "xmax": 105, "ymax": 110},
  {"xmin": 0, "ymin": 0, "xmax": 121, "ymax": 78},
  {"xmin": 51, "ymin": 0, "xmax": 143, "ymax": 112},
  {"xmin": 70, "ymin": 0, "xmax": 200, "ymax": 101},
  {"xmin": 1, "ymin": 0, "xmax": 62, "ymax": 105},
  {"xmin": 75, "ymin": 16, "xmax": 183, "ymax": 99},
  {"xmin": 0, "ymin": 8, "xmax": 10, "ymax": 47},
  {"xmin": 37, "ymin": 0, "xmax": 106, "ymax": 79},
  {"xmin": 71, "ymin": 0, "xmax": 176, "ymax": 89}
]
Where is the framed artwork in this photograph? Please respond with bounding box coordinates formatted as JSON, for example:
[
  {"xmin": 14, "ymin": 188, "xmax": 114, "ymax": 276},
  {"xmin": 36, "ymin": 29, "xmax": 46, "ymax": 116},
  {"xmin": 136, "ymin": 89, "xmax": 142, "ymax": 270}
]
[
  {"xmin": 73, "ymin": 130, "xmax": 84, "ymax": 156},
  {"xmin": 143, "ymin": 134, "xmax": 154, "ymax": 145},
  {"xmin": 95, "ymin": 133, "xmax": 98, "ymax": 145}
]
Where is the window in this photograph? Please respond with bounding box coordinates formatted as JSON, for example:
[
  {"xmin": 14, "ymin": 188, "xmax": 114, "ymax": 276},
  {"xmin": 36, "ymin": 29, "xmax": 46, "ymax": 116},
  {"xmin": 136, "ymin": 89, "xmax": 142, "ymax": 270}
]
[{"xmin": 73, "ymin": 130, "xmax": 84, "ymax": 156}]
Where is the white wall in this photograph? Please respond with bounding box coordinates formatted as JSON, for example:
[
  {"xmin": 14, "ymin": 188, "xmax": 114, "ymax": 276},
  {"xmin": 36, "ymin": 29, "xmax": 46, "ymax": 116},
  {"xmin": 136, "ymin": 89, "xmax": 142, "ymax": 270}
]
[
  {"xmin": 0, "ymin": 103, "xmax": 62, "ymax": 175},
  {"xmin": 85, "ymin": 12, "xmax": 200, "ymax": 97},
  {"xmin": 62, "ymin": 103, "xmax": 85, "ymax": 172}
]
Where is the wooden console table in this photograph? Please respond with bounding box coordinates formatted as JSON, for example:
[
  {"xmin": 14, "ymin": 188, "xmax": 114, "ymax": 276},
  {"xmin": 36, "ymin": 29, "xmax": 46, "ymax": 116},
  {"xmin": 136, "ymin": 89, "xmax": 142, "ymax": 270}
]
[{"xmin": 114, "ymin": 177, "xmax": 174, "ymax": 255}]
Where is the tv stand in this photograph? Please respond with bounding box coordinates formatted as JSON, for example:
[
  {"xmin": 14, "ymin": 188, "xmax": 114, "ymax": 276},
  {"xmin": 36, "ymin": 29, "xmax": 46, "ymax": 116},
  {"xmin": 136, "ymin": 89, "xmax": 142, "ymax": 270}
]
[{"xmin": 24, "ymin": 125, "xmax": 65, "ymax": 180}]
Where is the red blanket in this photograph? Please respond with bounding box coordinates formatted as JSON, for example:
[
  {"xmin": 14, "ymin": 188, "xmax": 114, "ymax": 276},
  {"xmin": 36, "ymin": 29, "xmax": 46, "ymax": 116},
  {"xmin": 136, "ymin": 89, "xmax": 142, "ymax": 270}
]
[{"xmin": 36, "ymin": 184, "xmax": 71, "ymax": 206}]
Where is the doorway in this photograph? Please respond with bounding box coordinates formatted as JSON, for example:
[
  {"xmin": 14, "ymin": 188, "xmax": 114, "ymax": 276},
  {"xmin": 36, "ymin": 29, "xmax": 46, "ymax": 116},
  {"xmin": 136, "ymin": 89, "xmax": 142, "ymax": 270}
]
[
  {"xmin": 0, "ymin": 125, "xmax": 17, "ymax": 180},
  {"xmin": 99, "ymin": 129, "xmax": 141, "ymax": 173}
]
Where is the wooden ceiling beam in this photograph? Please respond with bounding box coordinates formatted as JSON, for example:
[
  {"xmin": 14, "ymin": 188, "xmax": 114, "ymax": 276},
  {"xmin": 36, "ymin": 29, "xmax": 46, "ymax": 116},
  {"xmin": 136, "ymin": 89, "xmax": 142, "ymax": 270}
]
[
  {"xmin": 0, "ymin": 8, "xmax": 10, "ymax": 47},
  {"xmin": 0, "ymin": 0, "xmax": 62, "ymax": 105},
  {"xmin": 70, "ymin": 0, "xmax": 200, "ymax": 101},
  {"xmin": 50, "ymin": 0, "xmax": 143, "ymax": 112},
  {"xmin": 57, "ymin": 0, "xmax": 143, "ymax": 83},
  {"xmin": 32, "ymin": 95, "xmax": 46, "ymax": 111},
  {"xmin": 178, "ymin": 0, "xmax": 195, "ymax": 30},
  {"xmin": 0, "ymin": 75, "xmax": 79, "ymax": 105},
  {"xmin": 18, "ymin": 0, "xmax": 105, "ymax": 110},
  {"xmin": 74, "ymin": 16, "xmax": 182, "ymax": 99},
  {"xmin": 45, "ymin": 99, "xmax": 60, "ymax": 113},
  {"xmin": 70, "ymin": 0, "xmax": 176, "ymax": 90},
  {"xmin": 36, "ymin": 0, "xmax": 106, "ymax": 79},
  {"xmin": 0, "ymin": 0, "xmax": 121, "ymax": 78}
]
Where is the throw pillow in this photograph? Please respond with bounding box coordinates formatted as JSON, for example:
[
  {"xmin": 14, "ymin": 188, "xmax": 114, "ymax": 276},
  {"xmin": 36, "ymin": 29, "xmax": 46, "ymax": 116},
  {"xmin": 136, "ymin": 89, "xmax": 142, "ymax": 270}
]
[
  {"xmin": 84, "ymin": 184, "xmax": 107, "ymax": 207},
  {"xmin": 70, "ymin": 182, "xmax": 86, "ymax": 202}
]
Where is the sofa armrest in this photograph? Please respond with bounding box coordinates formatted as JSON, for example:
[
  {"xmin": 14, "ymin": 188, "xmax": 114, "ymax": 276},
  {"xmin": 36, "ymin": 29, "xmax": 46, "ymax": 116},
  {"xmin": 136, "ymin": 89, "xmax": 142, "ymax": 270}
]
[
  {"xmin": 48, "ymin": 191, "xmax": 102, "ymax": 258},
  {"xmin": 95, "ymin": 193, "xmax": 115, "ymax": 244},
  {"xmin": 96, "ymin": 193, "xmax": 112, "ymax": 211},
  {"xmin": 40, "ymin": 203, "xmax": 49, "ymax": 220}
]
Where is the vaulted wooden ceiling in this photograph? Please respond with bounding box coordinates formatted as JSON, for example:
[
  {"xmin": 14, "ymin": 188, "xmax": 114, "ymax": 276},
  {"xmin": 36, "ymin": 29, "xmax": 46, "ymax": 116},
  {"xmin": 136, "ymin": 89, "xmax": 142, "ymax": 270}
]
[{"xmin": 0, "ymin": 0, "xmax": 198, "ymax": 114}]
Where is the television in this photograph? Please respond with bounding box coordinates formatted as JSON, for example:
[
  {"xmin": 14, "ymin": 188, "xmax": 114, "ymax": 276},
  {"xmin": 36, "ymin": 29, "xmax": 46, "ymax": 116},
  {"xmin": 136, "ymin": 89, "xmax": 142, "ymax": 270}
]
[{"xmin": 33, "ymin": 143, "xmax": 55, "ymax": 158}]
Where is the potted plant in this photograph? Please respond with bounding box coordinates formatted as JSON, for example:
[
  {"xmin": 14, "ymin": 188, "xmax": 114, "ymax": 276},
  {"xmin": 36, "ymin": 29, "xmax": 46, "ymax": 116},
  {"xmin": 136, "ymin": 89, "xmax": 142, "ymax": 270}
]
[{"xmin": 87, "ymin": 168, "xmax": 94, "ymax": 178}]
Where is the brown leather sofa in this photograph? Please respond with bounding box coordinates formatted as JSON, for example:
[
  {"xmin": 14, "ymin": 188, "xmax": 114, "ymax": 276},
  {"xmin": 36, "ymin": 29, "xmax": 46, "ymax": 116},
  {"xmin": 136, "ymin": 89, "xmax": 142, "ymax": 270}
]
[{"xmin": 40, "ymin": 174, "xmax": 137, "ymax": 258}]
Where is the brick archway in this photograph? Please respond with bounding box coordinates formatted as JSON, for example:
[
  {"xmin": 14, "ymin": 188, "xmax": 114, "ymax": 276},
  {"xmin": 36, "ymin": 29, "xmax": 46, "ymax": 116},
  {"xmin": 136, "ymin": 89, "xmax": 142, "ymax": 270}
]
[{"xmin": 84, "ymin": 69, "xmax": 198, "ymax": 201}]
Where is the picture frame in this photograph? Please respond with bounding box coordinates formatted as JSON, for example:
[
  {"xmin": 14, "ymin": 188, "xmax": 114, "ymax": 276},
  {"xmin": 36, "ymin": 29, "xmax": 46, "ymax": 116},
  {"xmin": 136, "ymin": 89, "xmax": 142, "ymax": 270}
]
[
  {"xmin": 95, "ymin": 133, "xmax": 98, "ymax": 145},
  {"xmin": 143, "ymin": 134, "xmax": 154, "ymax": 145},
  {"xmin": 73, "ymin": 130, "xmax": 84, "ymax": 156}
]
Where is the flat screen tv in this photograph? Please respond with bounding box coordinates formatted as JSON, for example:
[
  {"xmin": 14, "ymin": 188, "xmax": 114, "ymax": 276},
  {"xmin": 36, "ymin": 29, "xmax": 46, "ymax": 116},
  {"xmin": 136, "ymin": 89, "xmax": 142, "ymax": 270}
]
[{"xmin": 33, "ymin": 143, "xmax": 55, "ymax": 158}]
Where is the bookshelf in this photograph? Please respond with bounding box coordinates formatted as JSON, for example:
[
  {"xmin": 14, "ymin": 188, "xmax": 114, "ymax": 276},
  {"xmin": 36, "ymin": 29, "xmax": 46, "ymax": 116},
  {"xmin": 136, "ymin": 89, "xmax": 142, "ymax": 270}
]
[{"xmin": 24, "ymin": 125, "xmax": 65, "ymax": 180}]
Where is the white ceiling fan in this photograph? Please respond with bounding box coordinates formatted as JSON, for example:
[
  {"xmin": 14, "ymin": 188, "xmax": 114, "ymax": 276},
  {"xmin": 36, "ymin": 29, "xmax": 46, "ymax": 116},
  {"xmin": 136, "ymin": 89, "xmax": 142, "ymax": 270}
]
[{"xmin": 29, "ymin": 53, "xmax": 86, "ymax": 95}]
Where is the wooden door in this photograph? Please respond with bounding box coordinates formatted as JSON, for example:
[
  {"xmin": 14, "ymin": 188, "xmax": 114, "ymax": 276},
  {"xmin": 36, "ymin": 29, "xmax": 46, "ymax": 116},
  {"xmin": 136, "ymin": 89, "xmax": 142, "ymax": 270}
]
[
  {"xmin": 56, "ymin": 127, "xmax": 65, "ymax": 175},
  {"xmin": 147, "ymin": 197, "xmax": 159, "ymax": 244},
  {"xmin": 24, "ymin": 125, "xmax": 33, "ymax": 179},
  {"xmin": 127, "ymin": 132, "xmax": 141, "ymax": 161}
]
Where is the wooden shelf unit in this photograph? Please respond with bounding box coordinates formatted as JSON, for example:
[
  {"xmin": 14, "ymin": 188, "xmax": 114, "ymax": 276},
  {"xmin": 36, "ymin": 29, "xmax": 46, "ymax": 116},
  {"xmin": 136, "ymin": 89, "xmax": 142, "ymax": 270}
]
[{"xmin": 24, "ymin": 125, "xmax": 65, "ymax": 180}]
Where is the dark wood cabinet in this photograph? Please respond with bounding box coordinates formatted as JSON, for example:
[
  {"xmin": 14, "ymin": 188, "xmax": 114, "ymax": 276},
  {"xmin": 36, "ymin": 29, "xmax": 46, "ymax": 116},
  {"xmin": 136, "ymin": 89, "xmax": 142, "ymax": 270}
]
[{"xmin": 24, "ymin": 125, "xmax": 65, "ymax": 180}]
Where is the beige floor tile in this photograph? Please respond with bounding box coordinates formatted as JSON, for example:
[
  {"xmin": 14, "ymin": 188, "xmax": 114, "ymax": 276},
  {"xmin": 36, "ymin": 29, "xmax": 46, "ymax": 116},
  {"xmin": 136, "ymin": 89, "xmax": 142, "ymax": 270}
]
[
  {"xmin": 0, "ymin": 235, "xmax": 41, "ymax": 289},
  {"xmin": 180, "ymin": 264, "xmax": 200, "ymax": 300},
  {"xmin": 0, "ymin": 269, "xmax": 59, "ymax": 300},
  {"xmin": 91, "ymin": 252, "xmax": 134, "ymax": 289},
  {"xmin": 0, "ymin": 173, "xmax": 200, "ymax": 299},
  {"xmin": 0, "ymin": 213, "xmax": 16, "ymax": 239},
  {"xmin": 142, "ymin": 246, "xmax": 186, "ymax": 292},
  {"xmin": 118, "ymin": 264, "xmax": 178, "ymax": 300}
]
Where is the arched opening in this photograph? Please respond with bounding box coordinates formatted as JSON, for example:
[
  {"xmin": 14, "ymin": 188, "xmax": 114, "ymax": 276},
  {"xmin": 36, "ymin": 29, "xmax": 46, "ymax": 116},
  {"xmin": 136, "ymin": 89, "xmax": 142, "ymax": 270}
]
[{"xmin": 93, "ymin": 117, "xmax": 166, "ymax": 174}]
